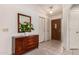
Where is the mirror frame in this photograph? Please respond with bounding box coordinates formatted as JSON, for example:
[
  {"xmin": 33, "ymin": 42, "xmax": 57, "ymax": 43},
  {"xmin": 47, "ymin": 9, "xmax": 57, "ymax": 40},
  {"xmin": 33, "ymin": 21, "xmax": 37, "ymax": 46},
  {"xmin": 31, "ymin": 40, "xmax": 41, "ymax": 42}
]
[{"xmin": 17, "ymin": 13, "xmax": 31, "ymax": 33}]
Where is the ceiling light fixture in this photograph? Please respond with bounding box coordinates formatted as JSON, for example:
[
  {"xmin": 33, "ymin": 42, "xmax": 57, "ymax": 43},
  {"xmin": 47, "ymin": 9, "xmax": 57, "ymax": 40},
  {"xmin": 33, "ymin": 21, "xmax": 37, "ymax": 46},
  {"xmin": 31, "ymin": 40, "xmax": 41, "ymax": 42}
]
[{"xmin": 49, "ymin": 6, "xmax": 53, "ymax": 14}]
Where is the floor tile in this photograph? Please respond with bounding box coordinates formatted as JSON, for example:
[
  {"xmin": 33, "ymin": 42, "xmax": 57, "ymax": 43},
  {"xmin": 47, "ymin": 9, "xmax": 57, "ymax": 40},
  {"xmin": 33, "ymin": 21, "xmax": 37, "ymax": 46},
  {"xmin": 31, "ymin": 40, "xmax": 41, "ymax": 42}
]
[
  {"xmin": 72, "ymin": 50, "xmax": 79, "ymax": 55},
  {"xmin": 24, "ymin": 40, "xmax": 63, "ymax": 55},
  {"xmin": 63, "ymin": 50, "xmax": 72, "ymax": 55}
]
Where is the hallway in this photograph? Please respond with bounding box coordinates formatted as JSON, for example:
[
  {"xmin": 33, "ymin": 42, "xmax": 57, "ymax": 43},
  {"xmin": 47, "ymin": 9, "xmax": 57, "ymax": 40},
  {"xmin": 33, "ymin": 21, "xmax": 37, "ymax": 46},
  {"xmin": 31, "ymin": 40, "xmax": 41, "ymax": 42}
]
[
  {"xmin": 24, "ymin": 40, "xmax": 63, "ymax": 55},
  {"xmin": 24, "ymin": 40, "xmax": 79, "ymax": 55}
]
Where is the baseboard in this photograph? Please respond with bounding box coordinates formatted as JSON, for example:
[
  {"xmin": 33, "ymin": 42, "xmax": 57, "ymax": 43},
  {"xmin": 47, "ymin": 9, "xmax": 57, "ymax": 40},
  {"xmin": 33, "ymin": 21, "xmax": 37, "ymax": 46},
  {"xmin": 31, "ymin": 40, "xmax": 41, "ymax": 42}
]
[
  {"xmin": 39, "ymin": 40, "xmax": 50, "ymax": 43},
  {"xmin": 63, "ymin": 47, "xmax": 66, "ymax": 50},
  {"xmin": 70, "ymin": 48, "xmax": 79, "ymax": 50}
]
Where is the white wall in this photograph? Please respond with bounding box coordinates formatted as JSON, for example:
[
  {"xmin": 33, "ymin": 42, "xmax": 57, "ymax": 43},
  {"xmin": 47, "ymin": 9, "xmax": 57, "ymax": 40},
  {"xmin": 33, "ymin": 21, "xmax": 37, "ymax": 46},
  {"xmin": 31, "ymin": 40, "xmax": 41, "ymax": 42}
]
[
  {"xmin": 0, "ymin": 4, "xmax": 47, "ymax": 55},
  {"xmin": 62, "ymin": 4, "xmax": 72, "ymax": 50},
  {"xmin": 52, "ymin": 14, "xmax": 62, "ymax": 19}
]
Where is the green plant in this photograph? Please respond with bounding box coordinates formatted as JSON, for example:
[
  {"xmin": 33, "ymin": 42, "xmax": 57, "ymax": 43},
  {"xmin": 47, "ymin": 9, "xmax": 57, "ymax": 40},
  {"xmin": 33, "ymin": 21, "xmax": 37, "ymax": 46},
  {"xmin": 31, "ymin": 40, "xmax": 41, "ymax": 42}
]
[{"xmin": 19, "ymin": 22, "xmax": 34, "ymax": 32}]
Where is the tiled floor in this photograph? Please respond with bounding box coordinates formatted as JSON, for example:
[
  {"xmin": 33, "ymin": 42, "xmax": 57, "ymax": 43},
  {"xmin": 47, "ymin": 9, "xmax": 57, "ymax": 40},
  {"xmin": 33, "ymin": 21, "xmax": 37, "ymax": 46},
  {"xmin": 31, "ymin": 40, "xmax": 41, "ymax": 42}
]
[{"xmin": 24, "ymin": 40, "xmax": 79, "ymax": 55}]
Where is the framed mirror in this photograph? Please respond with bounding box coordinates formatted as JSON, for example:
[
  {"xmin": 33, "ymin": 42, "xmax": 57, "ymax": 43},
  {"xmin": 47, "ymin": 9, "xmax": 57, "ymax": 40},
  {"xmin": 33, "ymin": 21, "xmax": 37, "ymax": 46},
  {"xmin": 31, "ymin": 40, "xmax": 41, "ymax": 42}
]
[{"xmin": 18, "ymin": 13, "xmax": 31, "ymax": 33}]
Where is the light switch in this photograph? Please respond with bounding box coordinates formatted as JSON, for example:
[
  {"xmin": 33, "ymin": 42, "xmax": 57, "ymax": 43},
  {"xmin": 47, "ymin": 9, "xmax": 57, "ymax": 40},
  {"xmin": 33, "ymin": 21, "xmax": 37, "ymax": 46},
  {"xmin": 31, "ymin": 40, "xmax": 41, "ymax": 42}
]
[{"xmin": 2, "ymin": 28, "xmax": 8, "ymax": 32}]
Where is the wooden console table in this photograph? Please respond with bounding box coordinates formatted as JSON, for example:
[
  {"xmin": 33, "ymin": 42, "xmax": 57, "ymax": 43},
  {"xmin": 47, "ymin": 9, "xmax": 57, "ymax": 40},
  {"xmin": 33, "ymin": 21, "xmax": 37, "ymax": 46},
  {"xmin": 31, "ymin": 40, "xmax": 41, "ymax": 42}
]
[{"xmin": 12, "ymin": 35, "xmax": 39, "ymax": 55}]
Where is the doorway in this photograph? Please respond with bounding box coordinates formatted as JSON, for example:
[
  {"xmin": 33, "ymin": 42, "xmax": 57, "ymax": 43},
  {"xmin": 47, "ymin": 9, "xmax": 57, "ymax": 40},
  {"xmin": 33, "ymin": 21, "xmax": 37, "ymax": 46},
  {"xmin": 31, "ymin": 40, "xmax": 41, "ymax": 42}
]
[
  {"xmin": 51, "ymin": 19, "xmax": 61, "ymax": 41},
  {"xmin": 39, "ymin": 17, "xmax": 45, "ymax": 42}
]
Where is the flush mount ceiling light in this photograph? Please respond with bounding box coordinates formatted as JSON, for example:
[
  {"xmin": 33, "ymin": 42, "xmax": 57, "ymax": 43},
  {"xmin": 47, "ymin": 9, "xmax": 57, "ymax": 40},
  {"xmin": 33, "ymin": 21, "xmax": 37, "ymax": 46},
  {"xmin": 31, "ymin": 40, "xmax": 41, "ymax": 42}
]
[{"xmin": 49, "ymin": 6, "xmax": 53, "ymax": 14}]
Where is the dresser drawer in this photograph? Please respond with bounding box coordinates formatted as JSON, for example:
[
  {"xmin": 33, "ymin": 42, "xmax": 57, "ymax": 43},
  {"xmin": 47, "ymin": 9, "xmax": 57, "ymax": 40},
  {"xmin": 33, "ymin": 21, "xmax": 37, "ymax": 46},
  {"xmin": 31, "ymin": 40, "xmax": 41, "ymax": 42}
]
[
  {"xmin": 12, "ymin": 35, "xmax": 39, "ymax": 55},
  {"xmin": 27, "ymin": 44, "xmax": 38, "ymax": 49},
  {"xmin": 23, "ymin": 41, "xmax": 38, "ymax": 47},
  {"xmin": 27, "ymin": 38, "xmax": 38, "ymax": 42},
  {"xmin": 24, "ymin": 44, "xmax": 38, "ymax": 51}
]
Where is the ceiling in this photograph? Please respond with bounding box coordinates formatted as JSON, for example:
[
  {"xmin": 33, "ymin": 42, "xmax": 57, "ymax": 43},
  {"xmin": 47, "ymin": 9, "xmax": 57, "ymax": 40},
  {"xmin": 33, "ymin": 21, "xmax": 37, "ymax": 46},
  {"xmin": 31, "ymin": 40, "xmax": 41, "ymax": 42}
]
[
  {"xmin": 35, "ymin": 4, "xmax": 63, "ymax": 15},
  {"xmin": 25, "ymin": 4, "xmax": 63, "ymax": 16}
]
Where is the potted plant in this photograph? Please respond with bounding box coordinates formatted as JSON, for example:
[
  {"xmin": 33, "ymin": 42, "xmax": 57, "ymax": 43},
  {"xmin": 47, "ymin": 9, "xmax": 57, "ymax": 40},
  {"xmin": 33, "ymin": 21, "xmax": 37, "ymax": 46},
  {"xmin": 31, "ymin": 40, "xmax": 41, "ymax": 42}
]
[{"xmin": 19, "ymin": 22, "xmax": 34, "ymax": 32}]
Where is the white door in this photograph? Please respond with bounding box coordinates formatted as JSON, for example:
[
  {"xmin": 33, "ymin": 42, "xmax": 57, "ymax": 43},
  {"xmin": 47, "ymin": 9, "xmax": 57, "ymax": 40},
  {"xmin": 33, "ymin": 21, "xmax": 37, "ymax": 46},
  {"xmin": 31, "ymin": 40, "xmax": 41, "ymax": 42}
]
[
  {"xmin": 39, "ymin": 17, "xmax": 45, "ymax": 42},
  {"xmin": 70, "ymin": 10, "xmax": 79, "ymax": 49}
]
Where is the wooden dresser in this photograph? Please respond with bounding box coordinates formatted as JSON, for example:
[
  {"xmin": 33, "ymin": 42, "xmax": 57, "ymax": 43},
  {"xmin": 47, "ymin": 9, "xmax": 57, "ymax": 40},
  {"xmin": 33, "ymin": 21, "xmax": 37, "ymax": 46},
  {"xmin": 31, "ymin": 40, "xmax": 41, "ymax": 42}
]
[{"xmin": 12, "ymin": 35, "xmax": 39, "ymax": 55}]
